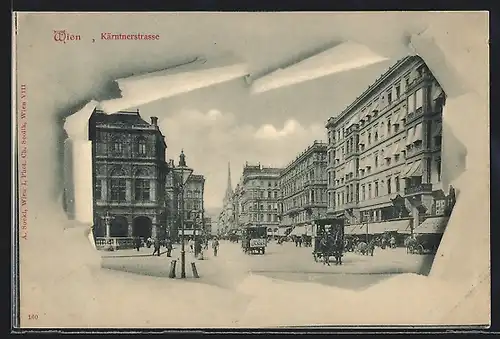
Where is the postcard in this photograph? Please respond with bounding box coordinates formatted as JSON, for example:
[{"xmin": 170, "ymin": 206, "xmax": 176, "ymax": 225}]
[{"xmin": 13, "ymin": 11, "xmax": 490, "ymax": 329}]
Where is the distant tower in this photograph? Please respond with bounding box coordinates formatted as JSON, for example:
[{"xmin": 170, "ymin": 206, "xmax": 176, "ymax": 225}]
[{"xmin": 225, "ymin": 162, "xmax": 233, "ymax": 201}]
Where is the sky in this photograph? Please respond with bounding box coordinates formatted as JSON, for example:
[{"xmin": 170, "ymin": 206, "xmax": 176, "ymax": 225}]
[{"xmin": 134, "ymin": 58, "xmax": 399, "ymax": 211}]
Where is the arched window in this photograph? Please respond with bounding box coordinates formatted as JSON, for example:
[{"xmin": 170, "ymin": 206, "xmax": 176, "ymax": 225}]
[
  {"xmin": 112, "ymin": 137, "xmax": 124, "ymax": 154},
  {"xmin": 137, "ymin": 137, "xmax": 147, "ymax": 155},
  {"xmin": 109, "ymin": 167, "xmax": 127, "ymax": 202}
]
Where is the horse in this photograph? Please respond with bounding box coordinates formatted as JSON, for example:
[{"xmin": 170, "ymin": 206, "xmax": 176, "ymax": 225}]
[
  {"xmin": 355, "ymin": 240, "xmax": 375, "ymax": 256},
  {"xmin": 404, "ymin": 236, "xmax": 420, "ymax": 254}
]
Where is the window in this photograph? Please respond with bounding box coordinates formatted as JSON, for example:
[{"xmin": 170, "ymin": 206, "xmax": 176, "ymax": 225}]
[
  {"xmin": 94, "ymin": 179, "xmax": 102, "ymax": 200},
  {"xmin": 368, "ymin": 183, "xmax": 372, "ymax": 199},
  {"xmin": 387, "ymin": 91, "xmax": 392, "ymax": 104},
  {"xmin": 437, "ymin": 158, "xmax": 442, "ymax": 182},
  {"xmin": 375, "ymin": 181, "xmax": 379, "ymax": 197},
  {"xmin": 415, "ymin": 88, "xmax": 424, "ymax": 110},
  {"xmin": 405, "ymin": 77, "xmax": 410, "ymax": 88},
  {"xmin": 395, "ymin": 176, "xmax": 400, "ymax": 192},
  {"xmin": 374, "ymin": 131, "xmax": 378, "ymax": 141},
  {"xmin": 396, "ymin": 84, "xmax": 401, "ymax": 98},
  {"xmin": 113, "ymin": 141, "xmax": 123, "ymax": 154},
  {"xmin": 387, "ymin": 178, "xmax": 392, "ymax": 194},
  {"xmin": 138, "ymin": 138, "xmax": 147, "ymax": 155},
  {"xmin": 387, "ymin": 119, "xmax": 391, "ymax": 134},
  {"xmin": 374, "ymin": 153, "xmax": 379, "ymax": 168},
  {"xmin": 408, "ymin": 93, "xmax": 415, "ymax": 113},
  {"xmin": 368, "ymin": 133, "xmax": 371, "ymax": 145},
  {"xmin": 110, "ymin": 178, "xmax": 126, "ymax": 202}
]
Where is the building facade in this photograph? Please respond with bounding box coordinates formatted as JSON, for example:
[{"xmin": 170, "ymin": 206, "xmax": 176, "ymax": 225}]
[
  {"xmin": 164, "ymin": 158, "xmax": 179, "ymax": 239},
  {"xmin": 236, "ymin": 163, "xmax": 282, "ymax": 229},
  {"xmin": 278, "ymin": 140, "xmax": 328, "ymax": 229},
  {"xmin": 325, "ymin": 55, "xmax": 446, "ymax": 231},
  {"xmin": 180, "ymin": 173, "xmax": 205, "ymax": 238},
  {"xmin": 89, "ymin": 109, "xmax": 168, "ymax": 240}
]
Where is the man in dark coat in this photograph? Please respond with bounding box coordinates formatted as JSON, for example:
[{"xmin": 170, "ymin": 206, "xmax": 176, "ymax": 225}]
[
  {"xmin": 165, "ymin": 238, "xmax": 173, "ymax": 257},
  {"xmin": 152, "ymin": 238, "xmax": 161, "ymax": 256},
  {"xmin": 134, "ymin": 237, "xmax": 142, "ymax": 251}
]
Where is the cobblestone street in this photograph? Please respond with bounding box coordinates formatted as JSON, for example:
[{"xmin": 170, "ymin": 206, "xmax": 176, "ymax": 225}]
[{"xmin": 101, "ymin": 240, "xmax": 435, "ymax": 291}]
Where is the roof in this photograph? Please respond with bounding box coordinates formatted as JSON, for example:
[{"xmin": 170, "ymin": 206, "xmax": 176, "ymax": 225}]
[
  {"xmin": 414, "ymin": 217, "xmax": 449, "ymax": 234},
  {"xmin": 90, "ymin": 109, "xmax": 151, "ymax": 127},
  {"xmin": 432, "ymin": 189, "xmax": 447, "ymax": 200},
  {"xmin": 326, "ymin": 55, "xmax": 422, "ymax": 128}
]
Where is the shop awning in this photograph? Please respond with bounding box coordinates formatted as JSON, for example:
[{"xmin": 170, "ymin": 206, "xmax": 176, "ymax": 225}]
[
  {"xmin": 290, "ymin": 225, "xmax": 307, "ymax": 236},
  {"xmin": 432, "ymin": 122, "xmax": 442, "ymax": 138},
  {"xmin": 406, "ymin": 160, "xmax": 423, "ymax": 178},
  {"xmin": 348, "ymin": 219, "xmax": 412, "ymax": 235},
  {"xmin": 277, "ymin": 227, "xmax": 291, "ymax": 236},
  {"xmin": 414, "ymin": 217, "xmax": 449, "ymax": 234},
  {"xmin": 413, "ymin": 123, "xmax": 423, "ymax": 143}
]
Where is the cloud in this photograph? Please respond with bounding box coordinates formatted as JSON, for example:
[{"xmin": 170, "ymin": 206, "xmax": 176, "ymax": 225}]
[{"xmin": 159, "ymin": 110, "xmax": 325, "ymax": 209}]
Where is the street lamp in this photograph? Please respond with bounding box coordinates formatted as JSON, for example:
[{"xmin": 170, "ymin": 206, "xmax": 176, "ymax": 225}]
[
  {"xmin": 172, "ymin": 150, "xmax": 193, "ymax": 279},
  {"xmin": 101, "ymin": 211, "xmax": 115, "ymax": 249}
]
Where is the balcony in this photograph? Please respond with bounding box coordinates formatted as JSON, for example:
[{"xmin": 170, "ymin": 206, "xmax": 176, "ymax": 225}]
[
  {"xmin": 344, "ymin": 200, "xmax": 359, "ymax": 209},
  {"xmin": 405, "ymin": 107, "xmax": 424, "ymax": 124},
  {"xmin": 404, "ymin": 183, "xmax": 433, "ymax": 196}
]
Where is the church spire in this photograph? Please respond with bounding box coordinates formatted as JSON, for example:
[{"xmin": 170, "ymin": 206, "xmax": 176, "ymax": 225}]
[{"xmin": 225, "ymin": 162, "xmax": 233, "ymax": 200}]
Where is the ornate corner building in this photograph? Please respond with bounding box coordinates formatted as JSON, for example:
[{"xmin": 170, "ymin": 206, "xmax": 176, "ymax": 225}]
[
  {"xmin": 325, "ymin": 55, "xmax": 450, "ymax": 232},
  {"xmin": 89, "ymin": 109, "xmax": 168, "ymax": 240}
]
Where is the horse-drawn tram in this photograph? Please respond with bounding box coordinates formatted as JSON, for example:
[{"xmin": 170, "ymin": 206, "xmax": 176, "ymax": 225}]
[
  {"xmin": 241, "ymin": 225, "xmax": 267, "ymax": 254},
  {"xmin": 312, "ymin": 218, "xmax": 345, "ymax": 265}
]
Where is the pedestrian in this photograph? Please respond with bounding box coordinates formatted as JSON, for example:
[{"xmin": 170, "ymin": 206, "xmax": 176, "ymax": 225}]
[
  {"xmin": 152, "ymin": 238, "xmax": 161, "ymax": 256},
  {"xmin": 212, "ymin": 238, "xmax": 220, "ymax": 257},
  {"xmin": 134, "ymin": 237, "xmax": 141, "ymax": 252},
  {"xmin": 189, "ymin": 238, "xmax": 194, "ymax": 253},
  {"xmin": 165, "ymin": 238, "xmax": 172, "ymax": 257}
]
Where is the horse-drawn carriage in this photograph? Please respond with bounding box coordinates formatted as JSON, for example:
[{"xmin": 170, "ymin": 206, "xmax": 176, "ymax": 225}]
[
  {"xmin": 241, "ymin": 225, "xmax": 267, "ymax": 254},
  {"xmin": 405, "ymin": 233, "xmax": 441, "ymax": 255},
  {"xmin": 312, "ymin": 218, "xmax": 345, "ymax": 265}
]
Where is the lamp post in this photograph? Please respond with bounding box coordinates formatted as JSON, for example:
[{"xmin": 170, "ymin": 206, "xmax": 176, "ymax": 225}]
[
  {"xmin": 102, "ymin": 211, "xmax": 115, "ymax": 249},
  {"xmin": 172, "ymin": 150, "xmax": 193, "ymax": 279}
]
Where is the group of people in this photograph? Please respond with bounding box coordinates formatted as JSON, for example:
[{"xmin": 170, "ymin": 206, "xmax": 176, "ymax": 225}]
[
  {"xmin": 131, "ymin": 236, "xmax": 221, "ymax": 258},
  {"xmin": 135, "ymin": 237, "xmax": 173, "ymax": 257}
]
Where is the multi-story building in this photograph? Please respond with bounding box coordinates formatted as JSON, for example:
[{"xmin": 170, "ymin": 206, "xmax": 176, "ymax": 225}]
[
  {"xmin": 180, "ymin": 173, "xmax": 205, "ymax": 238},
  {"xmin": 164, "ymin": 158, "xmax": 179, "ymax": 239},
  {"xmin": 236, "ymin": 163, "xmax": 282, "ymax": 231},
  {"xmin": 203, "ymin": 216, "xmax": 212, "ymax": 236},
  {"xmin": 232, "ymin": 180, "xmax": 244, "ymax": 230},
  {"xmin": 88, "ymin": 109, "xmax": 168, "ymax": 240},
  {"xmin": 325, "ymin": 55, "xmax": 447, "ymax": 232},
  {"xmin": 278, "ymin": 140, "xmax": 328, "ymax": 231}
]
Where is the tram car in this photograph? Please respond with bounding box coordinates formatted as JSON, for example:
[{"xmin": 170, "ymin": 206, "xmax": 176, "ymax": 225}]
[
  {"xmin": 312, "ymin": 218, "xmax": 345, "ymax": 264},
  {"xmin": 241, "ymin": 225, "xmax": 267, "ymax": 254}
]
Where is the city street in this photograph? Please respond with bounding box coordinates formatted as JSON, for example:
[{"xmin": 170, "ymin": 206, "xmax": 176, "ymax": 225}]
[{"xmin": 101, "ymin": 240, "xmax": 434, "ymax": 291}]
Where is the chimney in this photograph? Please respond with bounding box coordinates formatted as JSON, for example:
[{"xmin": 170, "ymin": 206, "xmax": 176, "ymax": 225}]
[
  {"xmin": 151, "ymin": 116, "xmax": 158, "ymax": 126},
  {"xmin": 169, "ymin": 159, "xmax": 174, "ymax": 167}
]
